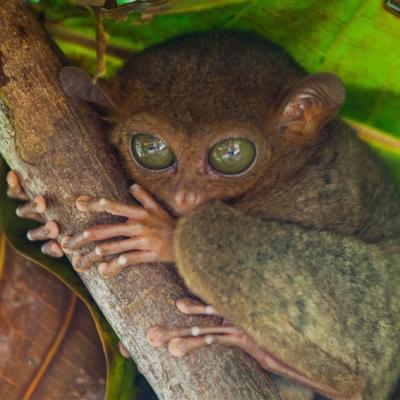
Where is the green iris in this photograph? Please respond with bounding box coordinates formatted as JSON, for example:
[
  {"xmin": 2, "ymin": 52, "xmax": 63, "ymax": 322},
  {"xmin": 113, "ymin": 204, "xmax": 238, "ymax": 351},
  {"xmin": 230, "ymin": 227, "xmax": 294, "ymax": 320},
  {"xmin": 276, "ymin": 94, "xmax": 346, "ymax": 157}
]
[
  {"xmin": 208, "ymin": 138, "xmax": 256, "ymax": 175},
  {"xmin": 130, "ymin": 133, "xmax": 175, "ymax": 170}
]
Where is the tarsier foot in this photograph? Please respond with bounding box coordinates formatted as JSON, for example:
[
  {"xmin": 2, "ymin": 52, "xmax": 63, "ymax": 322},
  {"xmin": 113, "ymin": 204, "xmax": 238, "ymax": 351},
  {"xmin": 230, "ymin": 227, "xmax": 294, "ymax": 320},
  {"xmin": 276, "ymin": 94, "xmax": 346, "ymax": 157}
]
[
  {"xmin": 147, "ymin": 297, "xmax": 245, "ymax": 357},
  {"xmin": 6, "ymin": 171, "xmax": 63, "ymax": 258},
  {"xmin": 63, "ymin": 184, "xmax": 176, "ymax": 276},
  {"xmin": 148, "ymin": 297, "xmax": 336, "ymax": 399}
]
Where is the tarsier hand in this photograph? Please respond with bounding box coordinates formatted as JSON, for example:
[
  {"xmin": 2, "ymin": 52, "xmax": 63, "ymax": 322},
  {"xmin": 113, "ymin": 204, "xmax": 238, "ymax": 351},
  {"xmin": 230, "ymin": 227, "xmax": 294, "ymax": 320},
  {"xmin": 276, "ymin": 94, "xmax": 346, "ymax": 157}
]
[
  {"xmin": 63, "ymin": 184, "xmax": 177, "ymax": 276},
  {"xmin": 6, "ymin": 170, "xmax": 176, "ymax": 275},
  {"xmin": 6, "ymin": 171, "xmax": 63, "ymax": 258}
]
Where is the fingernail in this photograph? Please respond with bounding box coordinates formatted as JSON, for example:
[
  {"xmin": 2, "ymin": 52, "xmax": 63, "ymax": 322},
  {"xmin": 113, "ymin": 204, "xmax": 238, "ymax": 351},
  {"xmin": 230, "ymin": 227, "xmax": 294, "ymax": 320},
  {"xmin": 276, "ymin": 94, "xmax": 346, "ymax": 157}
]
[{"xmin": 27, "ymin": 231, "xmax": 33, "ymax": 241}]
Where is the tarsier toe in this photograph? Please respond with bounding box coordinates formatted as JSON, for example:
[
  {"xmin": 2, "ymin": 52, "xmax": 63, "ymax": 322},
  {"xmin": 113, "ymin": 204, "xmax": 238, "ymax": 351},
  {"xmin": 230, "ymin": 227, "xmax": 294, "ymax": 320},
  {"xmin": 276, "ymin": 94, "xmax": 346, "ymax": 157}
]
[
  {"xmin": 75, "ymin": 195, "xmax": 92, "ymax": 212},
  {"xmin": 71, "ymin": 253, "xmax": 84, "ymax": 271},
  {"xmin": 60, "ymin": 235, "xmax": 73, "ymax": 253},
  {"xmin": 6, "ymin": 170, "xmax": 18, "ymax": 188},
  {"xmin": 168, "ymin": 336, "xmax": 215, "ymax": 357},
  {"xmin": 98, "ymin": 262, "xmax": 122, "ymax": 277},
  {"xmin": 27, "ymin": 221, "xmax": 59, "ymax": 241},
  {"xmin": 118, "ymin": 341, "xmax": 131, "ymax": 358},
  {"xmin": 147, "ymin": 326, "xmax": 170, "ymax": 347},
  {"xmin": 17, "ymin": 197, "xmax": 47, "ymax": 220},
  {"xmin": 45, "ymin": 221, "xmax": 59, "ymax": 239},
  {"xmin": 6, "ymin": 171, "xmax": 29, "ymax": 201},
  {"xmin": 176, "ymin": 297, "xmax": 217, "ymax": 316},
  {"xmin": 41, "ymin": 240, "xmax": 64, "ymax": 258},
  {"xmin": 168, "ymin": 338, "xmax": 188, "ymax": 357}
]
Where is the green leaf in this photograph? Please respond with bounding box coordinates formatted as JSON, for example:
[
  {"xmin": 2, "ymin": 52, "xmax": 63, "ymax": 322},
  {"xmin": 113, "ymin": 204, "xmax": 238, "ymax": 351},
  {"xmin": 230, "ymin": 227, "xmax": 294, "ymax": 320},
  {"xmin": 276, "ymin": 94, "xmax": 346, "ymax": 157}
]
[{"xmin": 0, "ymin": 159, "xmax": 138, "ymax": 400}]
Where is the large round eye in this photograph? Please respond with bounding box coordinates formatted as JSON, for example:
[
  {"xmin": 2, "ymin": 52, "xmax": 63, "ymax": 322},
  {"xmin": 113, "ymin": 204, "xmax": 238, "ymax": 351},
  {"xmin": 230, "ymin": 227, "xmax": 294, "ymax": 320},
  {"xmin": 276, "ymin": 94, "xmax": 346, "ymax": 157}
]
[
  {"xmin": 130, "ymin": 133, "xmax": 175, "ymax": 170},
  {"xmin": 208, "ymin": 138, "xmax": 256, "ymax": 175}
]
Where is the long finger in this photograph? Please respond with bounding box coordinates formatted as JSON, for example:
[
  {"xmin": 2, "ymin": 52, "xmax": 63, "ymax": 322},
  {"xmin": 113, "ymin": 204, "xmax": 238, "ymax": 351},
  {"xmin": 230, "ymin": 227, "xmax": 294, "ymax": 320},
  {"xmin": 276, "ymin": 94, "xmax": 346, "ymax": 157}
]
[
  {"xmin": 97, "ymin": 250, "xmax": 157, "ymax": 277},
  {"xmin": 176, "ymin": 298, "xmax": 218, "ymax": 316},
  {"xmin": 16, "ymin": 196, "xmax": 47, "ymax": 222},
  {"xmin": 41, "ymin": 240, "xmax": 64, "ymax": 258},
  {"xmin": 27, "ymin": 221, "xmax": 59, "ymax": 241},
  {"xmin": 78, "ymin": 237, "xmax": 151, "ymax": 270},
  {"xmin": 167, "ymin": 332, "xmax": 249, "ymax": 358},
  {"xmin": 6, "ymin": 171, "xmax": 29, "ymax": 201},
  {"xmin": 147, "ymin": 324, "xmax": 241, "ymax": 347},
  {"xmin": 63, "ymin": 221, "xmax": 144, "ymax": 251},
  {"xmin": 129, "ymin": 184, "xmax": 167, "ymax": 215},
  {"xmin": 76, "ymin": 195, "xmax": 147, "ymax": 219}
]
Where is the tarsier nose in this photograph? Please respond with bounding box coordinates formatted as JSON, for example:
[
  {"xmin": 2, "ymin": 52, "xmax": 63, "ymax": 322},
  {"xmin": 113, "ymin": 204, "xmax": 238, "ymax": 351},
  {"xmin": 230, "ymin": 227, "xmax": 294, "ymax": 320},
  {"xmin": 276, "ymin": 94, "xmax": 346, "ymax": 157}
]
[{"xmin": 174, "ymin": 190, "xmax": 203, "ymax": 215}]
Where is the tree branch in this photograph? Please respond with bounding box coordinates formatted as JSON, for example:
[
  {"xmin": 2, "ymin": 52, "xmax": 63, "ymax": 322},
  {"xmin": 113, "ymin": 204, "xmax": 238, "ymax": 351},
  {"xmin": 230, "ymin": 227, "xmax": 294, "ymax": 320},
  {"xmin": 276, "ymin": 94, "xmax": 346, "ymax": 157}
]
[{"xmin": 0, "ymin": 2, "xmax": 278, "ymax": 399}]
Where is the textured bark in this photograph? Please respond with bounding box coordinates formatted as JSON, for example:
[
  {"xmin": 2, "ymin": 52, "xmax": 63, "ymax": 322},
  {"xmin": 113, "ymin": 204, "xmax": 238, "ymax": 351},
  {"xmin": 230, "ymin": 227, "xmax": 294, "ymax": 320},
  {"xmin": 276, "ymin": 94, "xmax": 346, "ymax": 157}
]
[{"xmin": 0, "ymin": 2, "xmax": 278, "ymax": 399}]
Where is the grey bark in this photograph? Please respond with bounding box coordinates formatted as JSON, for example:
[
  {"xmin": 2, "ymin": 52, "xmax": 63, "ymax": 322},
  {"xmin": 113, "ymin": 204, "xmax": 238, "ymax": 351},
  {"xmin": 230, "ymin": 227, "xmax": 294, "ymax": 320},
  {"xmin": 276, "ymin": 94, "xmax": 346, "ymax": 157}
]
[{"xmin": 0, "ymin": 2, "xmax": 278, "ymax": 399}]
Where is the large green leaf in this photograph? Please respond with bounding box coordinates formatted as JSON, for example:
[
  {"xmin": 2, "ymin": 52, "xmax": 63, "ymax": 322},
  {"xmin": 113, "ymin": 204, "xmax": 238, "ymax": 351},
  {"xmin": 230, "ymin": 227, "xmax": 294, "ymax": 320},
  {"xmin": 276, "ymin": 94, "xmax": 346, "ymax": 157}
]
[{"xmin": 0, "ymin": 159, "xmax": 138, "ymax": 400}]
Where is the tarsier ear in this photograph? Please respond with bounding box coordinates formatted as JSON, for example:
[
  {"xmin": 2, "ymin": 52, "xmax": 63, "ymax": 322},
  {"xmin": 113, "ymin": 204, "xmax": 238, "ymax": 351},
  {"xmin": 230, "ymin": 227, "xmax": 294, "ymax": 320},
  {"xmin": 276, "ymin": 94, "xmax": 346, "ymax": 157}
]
[
  {"xmin": 278, "ymin": 73, "xmax": 345, "ymax": 144},
  {"xmin": 59, "ymin": 66, "xmax": 116, "ymax": 109}
]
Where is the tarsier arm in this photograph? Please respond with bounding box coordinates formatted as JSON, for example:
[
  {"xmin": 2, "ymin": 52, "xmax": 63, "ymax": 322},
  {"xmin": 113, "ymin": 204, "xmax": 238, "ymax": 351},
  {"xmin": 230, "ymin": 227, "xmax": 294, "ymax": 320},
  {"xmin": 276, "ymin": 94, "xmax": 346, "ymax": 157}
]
[{"xmin": 173, "ymin": 202, "xmax": 400, "ymax": 399}]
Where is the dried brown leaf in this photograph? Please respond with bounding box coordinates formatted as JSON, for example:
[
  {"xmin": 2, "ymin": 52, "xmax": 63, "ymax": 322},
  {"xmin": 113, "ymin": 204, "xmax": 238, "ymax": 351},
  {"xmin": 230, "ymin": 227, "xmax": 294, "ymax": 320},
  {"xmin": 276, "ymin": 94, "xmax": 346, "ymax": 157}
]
[{"xmin": 0, "ymin": 239, "xmax": 106, "ymax": 400}]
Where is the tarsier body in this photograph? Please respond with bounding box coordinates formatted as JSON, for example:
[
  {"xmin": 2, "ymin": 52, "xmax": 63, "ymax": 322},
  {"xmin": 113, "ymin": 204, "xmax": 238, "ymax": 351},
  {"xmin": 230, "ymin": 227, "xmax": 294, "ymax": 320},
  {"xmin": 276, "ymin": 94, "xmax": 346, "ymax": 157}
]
[{"xmin": 8, "ymin": 31, "xmax": 400, "ymax": 399}]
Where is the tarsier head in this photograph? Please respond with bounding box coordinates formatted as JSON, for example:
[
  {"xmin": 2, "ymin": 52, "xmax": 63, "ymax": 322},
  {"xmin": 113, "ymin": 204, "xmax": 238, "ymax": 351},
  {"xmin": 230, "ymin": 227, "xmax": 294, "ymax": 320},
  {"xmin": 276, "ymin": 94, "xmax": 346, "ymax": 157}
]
[{"xmin": 61, "ymin": 31, "xmax": 345, "ymax": 217}]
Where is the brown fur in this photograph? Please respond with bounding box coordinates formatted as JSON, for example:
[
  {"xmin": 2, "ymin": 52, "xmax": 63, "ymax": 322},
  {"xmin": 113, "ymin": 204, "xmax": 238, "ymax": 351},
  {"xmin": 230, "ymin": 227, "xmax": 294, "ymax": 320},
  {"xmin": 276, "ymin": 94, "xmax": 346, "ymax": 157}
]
[{"xmin": 69, "ymin": 31, "xmax": 400, "ymax": 399}]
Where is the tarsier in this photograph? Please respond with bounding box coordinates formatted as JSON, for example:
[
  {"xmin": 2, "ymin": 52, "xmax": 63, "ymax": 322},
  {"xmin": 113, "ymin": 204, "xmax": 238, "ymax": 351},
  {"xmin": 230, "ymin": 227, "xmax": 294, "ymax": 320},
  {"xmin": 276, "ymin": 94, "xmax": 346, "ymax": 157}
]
[{"xmin": 7, "ymin": 31, "xmax": 400, "ymax": 399}]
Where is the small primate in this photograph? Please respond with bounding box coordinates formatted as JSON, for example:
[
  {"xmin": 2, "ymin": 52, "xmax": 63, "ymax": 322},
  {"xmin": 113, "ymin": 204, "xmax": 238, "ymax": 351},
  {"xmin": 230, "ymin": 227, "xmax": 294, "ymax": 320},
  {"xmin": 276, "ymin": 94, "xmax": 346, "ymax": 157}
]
[{"xmin": 7, "ymin": 31, "xmax": 400, "ymax": 400}]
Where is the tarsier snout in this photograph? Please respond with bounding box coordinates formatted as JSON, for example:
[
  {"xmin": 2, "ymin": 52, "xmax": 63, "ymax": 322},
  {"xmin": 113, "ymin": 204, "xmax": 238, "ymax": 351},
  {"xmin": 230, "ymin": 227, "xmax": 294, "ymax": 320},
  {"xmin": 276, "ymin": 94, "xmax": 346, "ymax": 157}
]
[{"xmin": 173, "ymin": 189, "xmax": 204, "ymax": 216}]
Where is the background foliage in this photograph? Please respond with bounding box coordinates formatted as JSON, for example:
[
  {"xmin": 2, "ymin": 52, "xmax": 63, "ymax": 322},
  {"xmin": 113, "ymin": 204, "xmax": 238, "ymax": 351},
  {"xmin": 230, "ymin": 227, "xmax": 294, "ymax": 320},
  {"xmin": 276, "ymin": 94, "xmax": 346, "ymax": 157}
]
[{"xmin": 1, "ymin": 0, "xmax": 399, "ymax": 399}]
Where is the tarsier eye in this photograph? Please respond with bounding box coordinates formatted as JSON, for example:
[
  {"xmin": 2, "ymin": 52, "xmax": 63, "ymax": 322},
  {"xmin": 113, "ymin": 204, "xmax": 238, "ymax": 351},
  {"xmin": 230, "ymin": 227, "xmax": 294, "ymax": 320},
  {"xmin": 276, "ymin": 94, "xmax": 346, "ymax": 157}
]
[
  {"xmin": 130, "ymin": 133, "xmax": 175, "ymax": 170},
  {"xmin": 208, "ymin": 138, "xmax": 256, "ymax": 175}
]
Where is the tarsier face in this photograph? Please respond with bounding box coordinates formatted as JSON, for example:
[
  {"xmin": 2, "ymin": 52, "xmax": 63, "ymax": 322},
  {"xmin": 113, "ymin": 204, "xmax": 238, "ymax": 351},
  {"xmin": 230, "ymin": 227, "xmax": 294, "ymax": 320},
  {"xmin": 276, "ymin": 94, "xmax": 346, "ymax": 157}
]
[
  {"xmin": 112, "ymin": 113, "xmax": 271, "ymax": 216},
  {"xmin": 108, "ymin": 31, "xmax": 343, "ymax": 217}
]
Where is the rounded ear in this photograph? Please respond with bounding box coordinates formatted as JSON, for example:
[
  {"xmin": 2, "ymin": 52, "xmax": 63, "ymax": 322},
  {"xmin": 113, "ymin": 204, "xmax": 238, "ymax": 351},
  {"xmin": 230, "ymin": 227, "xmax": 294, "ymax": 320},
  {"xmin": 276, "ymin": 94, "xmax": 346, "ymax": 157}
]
[
  {"xmin": 277, "ymin": 73, "xmax": 345, "ymax": 144},
  {"xmin": 59, "ymin": 66, "xmax": 116, "ymax": 109}
]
